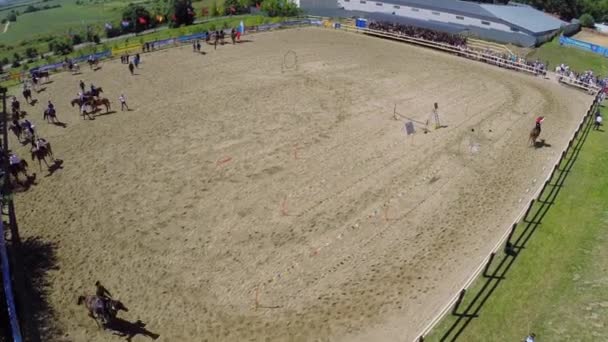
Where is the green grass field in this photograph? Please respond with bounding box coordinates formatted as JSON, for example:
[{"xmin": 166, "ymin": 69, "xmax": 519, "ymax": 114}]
[
  {"xmin": 528, "ymin": 37, "xmax": 608, "ymax": 75},
  {"xmin": 426, "ymin": 102, "xmax": 608, "ymax": 341},
  {"xmin": 1, "ymin": 0, "xmax": 129, "ymax": 44}
]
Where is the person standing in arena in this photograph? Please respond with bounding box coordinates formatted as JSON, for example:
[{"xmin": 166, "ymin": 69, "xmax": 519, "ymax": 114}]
[
  {"xmin": 119, "ymin": 94, "xmax": 129, "ymax": 111},
  {"xmin": 128, "ymin": 62, "xmax": 135, "ymax": 75}
]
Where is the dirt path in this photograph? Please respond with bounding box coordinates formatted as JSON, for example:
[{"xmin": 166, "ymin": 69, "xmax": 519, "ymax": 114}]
[
  {"xmin": 3, "ymin": 21, "xmax": 9, "ymax": 34},
  {"xmin": 573, "ymin": 30, "xmax": 608, "ymax": 47},
  {"xmin": 9, "ymin": 27, "xmax": 591, "ymax": 341}
]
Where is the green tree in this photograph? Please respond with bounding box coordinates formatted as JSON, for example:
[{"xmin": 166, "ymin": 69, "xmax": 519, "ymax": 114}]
[
  {"xmin": 579, "ymin": 13, "xmax": 595, "ymax": 27},
  {"xmin": 1, "ymin": 57, "xmax": 9, "ymax": 66},
  {"xmin": 7, "ymin": 11, "xmax": 17, "ymax": 22},
  {"xmin": 49, "ymin": 39, "xmax": 73, "ymax": 55},
  {"xmin": 122, "ymin": 4, "xmax": 153, "ymax": 33},
  {"xmin": 261, "ymin": 0, "xmax": 299, "ymax": 17},
  {"xmin": 25, "ymin": 47, "xmax": 38, "ymax": 59},
  {"xmin": 173, "ymin": 0, "xmax": 196, "ymax": 26},
  {"xmin": 72, "ymin": 34, "xmax": 83, "ymax": 45}
]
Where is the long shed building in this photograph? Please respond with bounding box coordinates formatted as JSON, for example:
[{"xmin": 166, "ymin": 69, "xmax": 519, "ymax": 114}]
[{"xmin": 299, "ymin": 0, "xmax": 577, "ymax": 47}]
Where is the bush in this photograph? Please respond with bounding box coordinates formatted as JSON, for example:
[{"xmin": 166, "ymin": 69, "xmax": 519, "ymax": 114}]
[
  {"xmin": 49, "ymin": 39, "xmax": 73, "ymax": 55},
  {"xmin": 122, "ymin": 4, "xmax": 154, "ymax": 32},
  {"xmin": 261, "ymin": 0, "xmax": 299, "ymax": 17},
  {"xmin": 0, "ymin": 57, "xmax": 9, "ymax": 66},
  {"xmin": 173, "ymin": 0, "xmax": 196, "ymax": 27},
  {"xmin": 1, "ymin": 19, "xmax": 6, "ymax": 24},
  {"xmin": 580, "ymin": 13, "xmax": 595, "ymax": 28},
  {"xmin": 25, "ymin": 47, "xmax": 38, "ymax": 59},
  {"xmin": 23, "ymin": 5, "xmax": 39, "ymax": 13},
  {"xmin": 72, "ymin": 34, "xmax": 83, "ymax": 45},
  {"xmin": 7, "ymin": 12, "xmax": 17, "ymax": 22},
  {"xmin": 12, "ymin": 60, "xmax": 20, "ymax": 68}
]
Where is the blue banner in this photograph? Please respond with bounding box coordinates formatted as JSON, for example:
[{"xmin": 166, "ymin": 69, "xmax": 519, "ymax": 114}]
[
  {"xmin": 73, "ymin": 50, "xmax": 112, "ymax": 63},
  {"xmin": 178, "ymin": 32, "xmax": 207, "ymax": 43},
  {"xmin": 151, "ymin": 38, "xmax": 175, "ymax": 49},
  {"xmin": 559, "ymin": 35, "xmax": 608, "ymax": 57}
]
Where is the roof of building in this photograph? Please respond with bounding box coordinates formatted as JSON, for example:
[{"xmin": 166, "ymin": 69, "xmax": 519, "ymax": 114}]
[
  {"xmin": 480, "ymin": 3, "xmax": 566, "ymax": 33},
  {"xmin": 387, "ymin": 0, "xmax": 497, "ymax": 20}
]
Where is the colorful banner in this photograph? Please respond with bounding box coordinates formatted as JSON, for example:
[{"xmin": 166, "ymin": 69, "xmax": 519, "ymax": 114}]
[{"xmin": 559, "ymin": 35, "xmax": 608, "ymax": 57}]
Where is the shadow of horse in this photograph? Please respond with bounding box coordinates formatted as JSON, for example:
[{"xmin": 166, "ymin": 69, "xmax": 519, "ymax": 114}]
[
  {"xmin": 52, "ymin": 122, "xmax": 68, "ymax": 128},
  {"xmin": 534, "ymin": 139, "xmax": 551, "ymax": 148},
  {"xmin": 107, "ymin": 318, "xmax": 159, "ymax": 341},
  {"xmin": 45, "ymin": 160, "xmax": 64, "ymax": 177}
]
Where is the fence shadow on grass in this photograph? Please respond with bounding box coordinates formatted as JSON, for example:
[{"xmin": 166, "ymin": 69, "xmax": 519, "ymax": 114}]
[{"xmin": 437, "ymin": 110, "xmax": 596, "ymax": 342}]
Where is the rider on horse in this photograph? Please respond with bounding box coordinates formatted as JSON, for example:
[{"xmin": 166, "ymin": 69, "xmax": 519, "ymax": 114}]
[
  {"xmin": 47, "ymin": 100, "xmax": 55, "ymax": 114},
  {"xmin": 535, "ymin": 116, "xmax": 544, "ymax": 133},
  {"xmin": 9, "ymin": 153, "xmax": 22, "ymax": 167}
]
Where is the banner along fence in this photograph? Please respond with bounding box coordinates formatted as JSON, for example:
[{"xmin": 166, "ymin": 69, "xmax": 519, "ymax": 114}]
[
  {"xmin": 414, "ymin": 92, "xmax": 602, "ymax": 342},
  {"xmin": 559, "ymin": 35, "xmax": 608, "ymax": 57}
]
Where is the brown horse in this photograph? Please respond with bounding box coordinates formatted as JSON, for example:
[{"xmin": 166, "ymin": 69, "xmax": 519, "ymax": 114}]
[
  {"xmin": 22, "ymin": 88, "xmax": 33, "ymax": 104},
  {"xmin": 529, "ymin": 126, "xmax": 541, "ymax": 146},
  {"xmin": 33, "ymin": 71, "xmax": 50, "ymax": 82},
  {"xmin": 88, "ymin": 59, "xmax": 100, "ymax": 70},
  {"xmin": 9, "ymin": 120, "xmax": 23, "ymax": 142},
  {"xmin": 31, "ymin": 141, "xmax": 56, "ymax": 170},
  {"xmin": 9, "ymin": 159, "xmax": 30, "ymax": 184},
  {"xmin": 91, "ymin": 98, "xmax": 111, "ymax": 113},
  {"xmin": 77, "ymin": 295, "xmax": 128, "ymax": 329},
  {"xmin": 84, "ymin": 87, "xmax": 103, "ymax": 98}
]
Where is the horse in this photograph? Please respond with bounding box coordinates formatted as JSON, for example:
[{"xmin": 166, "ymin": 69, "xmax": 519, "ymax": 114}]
[
  {"xmin": 32, "ymin": 71, "xmax": 50, "ymax": 82},
  {"xmin": 43, "ymin": 108, "xmax": 59, "ymax": 123},
  {"xmin": 11, "ymin": 99, "xmax": 20, "ymax": 113},
  {"xmin": 22, "ymin": 88, "xmax": 33, "ymax": 104},
  {"xmin": 88, "ymin": 59, "xmax": 100, "ymax": 70},
  {"xmin": 91, "ymin": 98, "xmax": 111, "ymax": 113},
  {"xmin": 529, "ymin": 126, "xmax": 541, "ymax": 146},
  {"xmin": 31, "ymin": 140, "xmax": 55, "ymax": 170},
  {"xmin": 77, "ymin": 295, "xmax": 127, "ymax": 329},
  {"xmin": 84, "ymin": 87, "xmax": 103, "ymax": 98},
  {"xmin": 9, "ymin": 158, "xmax": 30, "ymax": 184},
  {"xmin": 9, "ymin": 120, "xmax": 23, "ymax": 142},
  {"xmin": 70, "ymin": 63, "xmax": 80, "ymax": 74}
]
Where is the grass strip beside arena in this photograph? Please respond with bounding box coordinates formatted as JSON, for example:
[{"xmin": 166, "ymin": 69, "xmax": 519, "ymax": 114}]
[
  {"xmin": 426, "ymin": 106, "xmax": 608, "ymax": 341},
  {"xmin": 528, "ymin": 37, "xmax": 608, "ymax": 76}
]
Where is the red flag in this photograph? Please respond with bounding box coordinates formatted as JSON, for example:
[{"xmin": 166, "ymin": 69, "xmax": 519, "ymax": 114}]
[{"xmin": 138, "ymin": 17, "xmax": 147, "ymax": 25}]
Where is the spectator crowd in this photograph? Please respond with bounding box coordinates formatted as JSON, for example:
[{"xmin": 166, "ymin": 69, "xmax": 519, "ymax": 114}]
[
  {"xmin": 367, "ymin": 21, "xmax": 548, "ymax": 76},
  {"xmin": 555, "ymin": 64, "xmax": 606, "ymax": 90}
]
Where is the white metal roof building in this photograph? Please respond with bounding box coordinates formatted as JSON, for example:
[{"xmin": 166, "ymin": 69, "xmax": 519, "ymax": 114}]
[{"xmin": 300, "ymin": 0, "xmax": 578, "ymax": 47}]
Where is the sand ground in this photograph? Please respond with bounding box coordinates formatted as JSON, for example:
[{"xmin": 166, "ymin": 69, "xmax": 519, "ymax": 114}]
[
  {"xmin": 573, "ymin": 30, "xmax": 608, "ymax": 47},
  {"xmin": 9, "ymin": 27, "xmax": 591, "ymax": 341}
]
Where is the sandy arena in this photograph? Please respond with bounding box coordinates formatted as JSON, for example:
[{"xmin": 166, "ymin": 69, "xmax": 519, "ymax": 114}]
[{"xmin": 10, "ymin": 27, "xmax": 591, "ymax": 341}]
